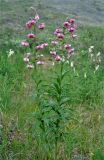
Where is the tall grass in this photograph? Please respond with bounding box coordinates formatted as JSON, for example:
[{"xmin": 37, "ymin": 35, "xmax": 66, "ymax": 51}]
[{"xmin": 0, "ymin": 25, "xmax": 104, "ymax": 159}]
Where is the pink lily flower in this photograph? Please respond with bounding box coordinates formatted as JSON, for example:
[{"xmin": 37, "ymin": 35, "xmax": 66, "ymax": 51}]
[
  {"xmin": 55, "ymin": 55, "xmax": 62, "ymax": 61},
  {"xmin": 37, "ymin": 61, "xmax": 45, "ymax": 65},
  {"xmin": 21, "ymin": 41, "xmax": 29, "ymax": 47},
  {"xmin": 57, "ymin": 33, "xmax": 64, "ymax": 39},
  {"xmin": 38, "ymin": 23, "xmax": 45, "ymax": 30},
  {"xmin": 26, "ymin": 20, "xmax": 36, "ymax": 29},
  {"xmin": 27, "ymin": 33, "xmax": 36, "ymax": 39},
  {"xmin": 64, "ymin": 21, "xmax": 71, "ymax": 29}
]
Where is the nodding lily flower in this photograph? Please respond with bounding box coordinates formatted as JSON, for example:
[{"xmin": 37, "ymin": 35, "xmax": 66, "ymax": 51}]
[
  {"xmin": 43, "ymin": 43, "xmax": 48, "ymax": 47},
  {"xmin": 72, "ymin": 34, "xmax": 77, "ymax": 38},
  {"xmin": 68, "ymin": 18, "xmax": 75, "ymax": 24},
  {"xmin": 35, "ymin": 14, "xmax": 40, "ymax": 21},
  {"xmin": 36, "ymin": 45, "xmax": 44, "ymax": 50},
  {"xmin": 37, "ymin": 61, "xmax": 45, "ymax": 65},
  {"xmin": 68, "ymin": 48, "xmax": 74, "ymax": 54},
  {"xmin": 38, "ymin": 23, "xmax": 45, "ymax": 30},
  {"xmin": 64, "ymin": 44, "xmax": 71, "ymax": 50},
  {"xmin": 51, "ymin": 41, "xmax": 59, "ymax": 45},
  {"xmin": 57, "ymin": 33, "xmax": 64, "ymax": 39},
  {"xmin": 54, "ymin": 28, "xmax": 63, "ymax": 35},
  {"xmin": 27, "ymin": 33, "xmax": 36, "ymax": 39},
  {"xmin": 27, "ymin": 64, "xmax": 34, "ymax": 69},
  {"xmin": 26, "ymin": 20, "xmax": 36, "ymax": 29},
  {"xmin": 68, "ymin": 27, "xmax": 75, "ymax": 33},
  {"xmin": 36, "ymin": 43, "xmax": 48, "ymax": 50},
  {"xmin": 55, "ymin": 55, "xmax": 62, "ymax": 61},
  {"xmin": 23, "ymin": 57, "xmax": 29, "ymax": 63},
  {"xmin": 21, "ymin": 41, "xmax": 29, "ymax": 47},
  {"xmin": 50, "ymin": 51, "xmax": 57, "ymax": 57},
  {"xmin": 64, "ymin": 21, "xmax": 71, "ymax": 29}
]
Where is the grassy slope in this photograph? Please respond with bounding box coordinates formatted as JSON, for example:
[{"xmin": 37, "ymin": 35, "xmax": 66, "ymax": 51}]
[
  {"xmin": 0, "ymin": 0, "xmax": 104, "ymax": 32},
  {"xmin": 0, "ymin": 0, "xmax": 104, "ymax": 45},
  {"xmin": 0, "ymin": 0, "xmax": 104, "ymax": 49},
  {"xmin": 1, "ymin": 0, "xmax": 104, "ymax": 24}
]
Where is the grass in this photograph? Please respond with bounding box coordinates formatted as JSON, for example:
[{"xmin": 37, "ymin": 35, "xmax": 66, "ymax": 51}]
[{"xmin": 0, "ymin": 25, "xmax": 104, "ymax": 159}]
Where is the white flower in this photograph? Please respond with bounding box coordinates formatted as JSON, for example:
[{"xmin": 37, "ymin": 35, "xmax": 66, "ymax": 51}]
[
  {"xmin": 26, "ymin": 52, "xmax": 31, "ymax": 57},
  {"xmin": 89, "ymin": 48, "xmax": 92, "ymax": 53},
  {"xmin": 40, "ymin": 54, "xmax": 44, "ymax": 57},
  {"xmin": 37, "ymin": 54, "xmax": 44, "ymax": 58},
  {"xmin": 70, "ymin": 61, "xmax": 74, "ymax": 67},
  {"xmin": 95, "ymin": 65, "xmax": 99, "ymax": 71},
  {"xmin": 35, "ymin": 14, "xmax": 40, "ymax": 21},
  {"xmin": 65, "ymin": 60, "xmax": 69, "ymax": 64},
  {"xmin": 93, "ymin": 58, "xmax": 95, "ymax": 62},
  {"xmin": 30, "ymin": 7, "xmax": 35, "ymax": 10},
  {"xmin": 89, "ymin": 46, "xmax": 94, "ymax": 53},
  {"xmin": 27, "ymin": 64, "xmax": 34, "ymax": 69},
  {"xmin": 98, "ymin": 58, "xmax": 101, "ymax": 63},
  {"xmin": 23, "ymin": 57, "xmax": 29, "ymax": 63},
  {"xmin": 90, "ymin": 46, "xmax": 94, "ymax": 49},
  {"xmin": 90, "ymin": 54, "xmax": 94, "ymax": 58},
  {"xmin": 97, "ymin": 52, "xmax": 101, "ymax": 57},
  {"xmin": 84, "ymin": 73, "xmax": 87, "ymax": 78},
  {"xmin": 8, "ymin": 49, "xmax": 14, "ymax": 57}
]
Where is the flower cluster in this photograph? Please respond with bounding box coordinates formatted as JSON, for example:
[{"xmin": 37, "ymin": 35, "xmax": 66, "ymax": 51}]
[
  {"xmin": 64, "ymin": 18, "xmax": 77, "ymax": 37},
  {"xmin": 21, "ymin": 41, "xmax": 29, "ymax": 47},
  {"xmin": 21, "ymin": 10, "xmax": 78, "ymax": 69},
  {"xmin": 21, "ymin": 13, "xmax": 46, "ymax": 47},
  {"xmin": 36, "ymin": 43, "xmax": 48, "ymax": 50},
  {"xmin": 50, "ymin": 18, "xmax": 77, "ymax": 62},
  {"xmin": 88, "ymin": 46, "xmax": 102, "ymax": 73},
  {"xmin": 21, "ymin": 12, "xmax": 47, "ymax": 68}
]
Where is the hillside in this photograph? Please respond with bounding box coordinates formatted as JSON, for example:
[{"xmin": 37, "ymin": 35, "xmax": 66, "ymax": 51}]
[
  {"xmin": 0, "ymin": 0, "xmax": 104, "ymax": 45},
  {"xmin": 0, "ymin": 0, "xmax": 104, "ymax": 25}
]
